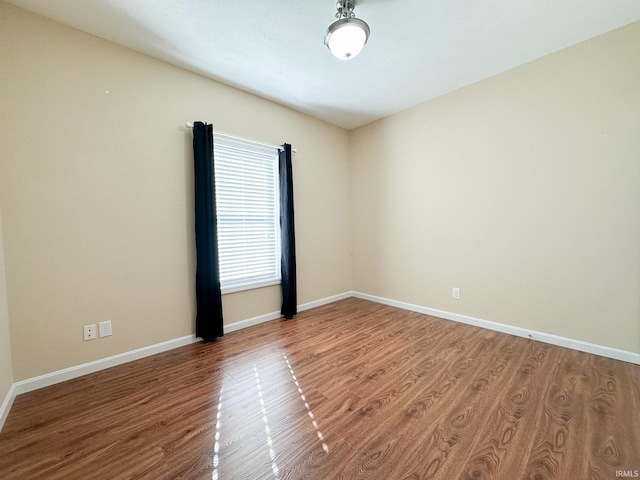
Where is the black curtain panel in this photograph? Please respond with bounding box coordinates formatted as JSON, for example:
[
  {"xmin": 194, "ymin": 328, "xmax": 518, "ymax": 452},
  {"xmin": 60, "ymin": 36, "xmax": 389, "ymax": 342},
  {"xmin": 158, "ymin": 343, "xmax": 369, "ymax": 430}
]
[
  {"xmin": 193, "ymin": 122, "xmax": 224, "ymax": 341},
  {"xmin": 279, "ymin": 144, "xmax": 297, "ymax": 319}
]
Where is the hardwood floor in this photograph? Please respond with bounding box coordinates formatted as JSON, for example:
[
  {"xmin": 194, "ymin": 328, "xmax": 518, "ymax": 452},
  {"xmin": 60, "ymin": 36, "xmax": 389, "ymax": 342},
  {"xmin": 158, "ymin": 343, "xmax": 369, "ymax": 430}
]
[{"xmin": 1, "ymin": 297, "xmax": 639, "ymax": 479}]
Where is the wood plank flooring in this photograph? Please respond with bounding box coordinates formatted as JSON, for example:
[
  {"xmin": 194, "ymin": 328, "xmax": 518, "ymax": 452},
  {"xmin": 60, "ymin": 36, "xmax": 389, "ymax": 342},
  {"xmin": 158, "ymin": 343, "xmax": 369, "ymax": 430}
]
[{"xmin": 1, "ymin": 297, "xmax": 639, "ymax": 479}]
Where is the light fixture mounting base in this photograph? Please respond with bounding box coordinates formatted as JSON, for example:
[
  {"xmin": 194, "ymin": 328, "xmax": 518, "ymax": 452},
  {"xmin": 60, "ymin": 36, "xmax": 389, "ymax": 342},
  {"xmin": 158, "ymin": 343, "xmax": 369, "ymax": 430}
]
[{"xmin": 335, "ymin": 0, "xmax": 357, "ymax": 19}]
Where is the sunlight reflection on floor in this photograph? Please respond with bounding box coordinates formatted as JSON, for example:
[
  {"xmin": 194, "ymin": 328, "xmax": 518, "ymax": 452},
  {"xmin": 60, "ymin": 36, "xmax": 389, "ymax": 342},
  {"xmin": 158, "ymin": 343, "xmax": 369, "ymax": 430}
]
[
  {"xmin": 212, "ymin": 353, "xmax": 330, "ymax": 478},
  {"xmin": 212, "ymin": 387, "xmax": 222, "ymax": 480},
  {"xmin": 283, "ymin": 353, "xmax": 329, "ymax": 454},
  {"xmin": 254, "ymin": 364, "xmax": 281, "ymax": 479}
]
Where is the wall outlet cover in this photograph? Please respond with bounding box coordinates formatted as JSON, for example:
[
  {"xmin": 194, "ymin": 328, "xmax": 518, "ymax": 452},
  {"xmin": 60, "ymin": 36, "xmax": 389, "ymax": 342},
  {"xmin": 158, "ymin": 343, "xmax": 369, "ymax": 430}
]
[
  {"xmin": 99, "ymin": 320, "xmax": 112, "ymax": 338},
  {"xmin": 83, "ymin": 324, "xmax": 97, "ymax": 341}
]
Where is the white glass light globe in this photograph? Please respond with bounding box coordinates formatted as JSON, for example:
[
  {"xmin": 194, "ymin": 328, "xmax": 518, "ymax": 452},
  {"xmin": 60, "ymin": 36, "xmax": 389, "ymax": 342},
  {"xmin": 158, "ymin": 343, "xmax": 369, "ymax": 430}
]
[{"xmin": 325, "ymin": 18, "xmax": 370, "ymax": 60}]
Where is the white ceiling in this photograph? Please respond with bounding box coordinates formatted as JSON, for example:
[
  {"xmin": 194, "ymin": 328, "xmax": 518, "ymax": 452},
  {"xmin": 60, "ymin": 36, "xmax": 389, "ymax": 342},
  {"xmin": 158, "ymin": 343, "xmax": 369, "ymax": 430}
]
[{"xmin": 6, "ymin": 0, "xmax": 640, "ymax": 129}]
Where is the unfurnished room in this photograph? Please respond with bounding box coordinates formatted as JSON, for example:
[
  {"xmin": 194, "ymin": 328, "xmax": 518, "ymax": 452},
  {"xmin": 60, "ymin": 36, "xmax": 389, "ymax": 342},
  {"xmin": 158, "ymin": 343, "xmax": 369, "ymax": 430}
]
[{"xmin": 0, "ymin": 0, "xmax": 639, "ymax": 478}]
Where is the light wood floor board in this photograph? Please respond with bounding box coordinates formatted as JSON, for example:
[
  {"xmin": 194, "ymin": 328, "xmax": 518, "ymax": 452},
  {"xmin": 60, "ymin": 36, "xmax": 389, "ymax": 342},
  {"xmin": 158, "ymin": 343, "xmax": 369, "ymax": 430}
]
[{"xmin": 1, "ymin": 297, "xmax": 639, "ymax": 479}]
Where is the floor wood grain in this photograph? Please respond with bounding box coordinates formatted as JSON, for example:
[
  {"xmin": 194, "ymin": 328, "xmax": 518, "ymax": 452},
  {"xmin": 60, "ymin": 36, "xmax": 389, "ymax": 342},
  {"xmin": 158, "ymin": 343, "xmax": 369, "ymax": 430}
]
[{"xmin": 1, "ymin": 298, "xmax": 639, "ymax": 479}]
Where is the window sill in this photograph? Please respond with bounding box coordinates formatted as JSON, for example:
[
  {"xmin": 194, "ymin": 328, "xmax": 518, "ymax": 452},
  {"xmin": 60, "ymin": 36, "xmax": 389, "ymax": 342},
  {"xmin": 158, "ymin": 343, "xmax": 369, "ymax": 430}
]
[{"xmin": 221, "ymin": 279, "xmax": 281, "ymax": 295}]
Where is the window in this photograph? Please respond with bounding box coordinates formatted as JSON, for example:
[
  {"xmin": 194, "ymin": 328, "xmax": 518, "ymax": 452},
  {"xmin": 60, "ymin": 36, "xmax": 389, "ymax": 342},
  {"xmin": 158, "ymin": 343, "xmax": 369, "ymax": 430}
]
[{"xmin": 213, "ymin": 136, "xmax": 280, "ymax": 294}]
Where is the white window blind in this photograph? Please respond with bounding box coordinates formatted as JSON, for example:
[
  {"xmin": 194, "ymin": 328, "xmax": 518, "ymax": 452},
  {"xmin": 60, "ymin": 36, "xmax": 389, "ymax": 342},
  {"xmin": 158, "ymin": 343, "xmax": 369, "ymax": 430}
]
[{"xmin": 213, "ymin": 136, "xmax": 280, "ymax": 293}]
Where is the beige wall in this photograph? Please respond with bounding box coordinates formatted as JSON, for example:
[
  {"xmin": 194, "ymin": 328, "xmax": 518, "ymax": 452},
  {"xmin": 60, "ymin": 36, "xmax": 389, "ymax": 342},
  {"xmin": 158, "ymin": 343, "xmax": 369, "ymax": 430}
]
[
  {"xmin": 351, "ymin": 21, "xmax": 640, "ymax": 353},
  {"xmin": 0, "ymin": 3, "xmax": 352, "ymax": 380},
  {"xmin": 0, "ymin": 207, "xmax": 14, "ymax": 404}
]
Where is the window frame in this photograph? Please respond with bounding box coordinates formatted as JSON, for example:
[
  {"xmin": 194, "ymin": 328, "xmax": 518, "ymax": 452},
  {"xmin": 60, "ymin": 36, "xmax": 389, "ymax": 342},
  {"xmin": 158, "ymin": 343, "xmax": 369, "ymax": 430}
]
[{"xmin": 213, "ymin": 135, "xmax": 281, "ymax": 295}]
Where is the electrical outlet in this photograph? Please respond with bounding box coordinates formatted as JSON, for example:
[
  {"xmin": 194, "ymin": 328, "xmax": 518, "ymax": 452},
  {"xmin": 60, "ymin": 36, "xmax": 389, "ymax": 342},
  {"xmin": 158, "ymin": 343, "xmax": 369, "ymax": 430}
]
[
  {"xmin": 83, "ymin": 324, "xmax": 97, "ymax": 341},
  {"xmin": 99, "ymin": 320, "xmax": 112, "ymax": 338},
  {"xmin": 452, "ymin": 287, "xmax": 460, "ymax": 299}
]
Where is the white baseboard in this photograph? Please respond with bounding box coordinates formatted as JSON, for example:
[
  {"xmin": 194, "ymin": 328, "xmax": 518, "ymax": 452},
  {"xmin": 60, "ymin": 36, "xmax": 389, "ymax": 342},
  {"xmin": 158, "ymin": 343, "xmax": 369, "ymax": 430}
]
[
  {"xmin": 12, "ymin": 335, "xmax": 200, "ymax": 398},
  {"xmin": 353, "ymin": 291, "xmax": 640, "ymax": 366},
  {"xmin": 299, "ymin": 291, "xmax": 353, "ymax": 312},
  {"xmin": 0, "ymin": 383, "xmax": 17, "ymax": 433},
  {"xmin": 224, "ymin": 291, "xmax": 352, "ymax": 333},
  {"xmin": 223, "ymin": 311, "xmax": 282, "ymax": 333},
  {"xmin": 0, "ymin": 334, "xmax": 199, "ymax": 432},
  {"xmin": 0, "ymin": 291, "xmax": 353, "ymax": 432}
]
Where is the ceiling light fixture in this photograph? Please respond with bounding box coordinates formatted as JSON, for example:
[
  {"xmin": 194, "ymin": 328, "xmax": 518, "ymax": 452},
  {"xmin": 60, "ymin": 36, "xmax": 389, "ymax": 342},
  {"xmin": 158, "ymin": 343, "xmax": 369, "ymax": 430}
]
[{"xmin": 324, "ymin": 0, "xmax": 370, "ymax": 60}]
